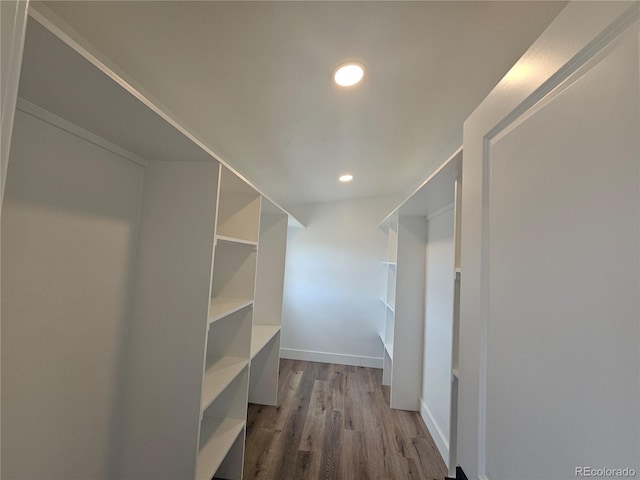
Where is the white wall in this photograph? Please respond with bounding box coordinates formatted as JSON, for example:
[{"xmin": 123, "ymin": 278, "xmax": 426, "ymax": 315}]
[
  {"xmin": 421, "ymin": 206, "xmax": 455, "ymax": 466},
  {"xmin": 281, "ymin": 195, "xmax": 399, "ymax": 367},
  {"xmin": 1, "ymin": 110, "xmax": 143, "ymax": 479}
]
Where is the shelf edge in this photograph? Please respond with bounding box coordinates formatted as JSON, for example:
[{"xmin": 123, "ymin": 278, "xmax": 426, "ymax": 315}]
[
  {"xmin": 201, "ymin": 358, "xmax": 249, "ymax": 413},
  {"xmin": 250, "ymin": 325, "xmax": 281, "ymax": 359},
  {"xmin": 208, "ymin": 298, "xmax": 254, "ymax": 325}
]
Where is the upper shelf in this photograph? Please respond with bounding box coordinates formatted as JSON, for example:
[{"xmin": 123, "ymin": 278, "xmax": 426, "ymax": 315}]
[
  {"xmin": 261, "ymin": 197, "xmax": 304, "ymax": 229},
  {"xmin": 379, "ymin": 146, "xmax": 462, "ymax": 227},
  {"xmin": 19, "ymin": 17, "xmax": 212, "ymax": 164},
  {"xmin": 23, "ymin": 7, "xmax": 305, "ymax": 228}
]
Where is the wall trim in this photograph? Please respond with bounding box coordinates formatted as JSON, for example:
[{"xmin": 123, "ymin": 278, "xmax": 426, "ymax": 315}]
[
  {"xmin": 280, "ymin": 348, "xmax": 383, "ymax": 368},
  {"xmin": 16, "ymin": 98, "xmax": 149, "ymax": 167},
  {"xmin": 420, "ymin": 397, "xmax": 449, "ymax": 469}
]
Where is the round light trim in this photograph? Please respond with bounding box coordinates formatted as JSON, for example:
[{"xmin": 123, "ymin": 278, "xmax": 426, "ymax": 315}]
[
  {"xmin": 333, "ymin": 63, "xmax": 364, "ymax": 87},
  {"xmin": 339, "ymin": 174, "xmax": 354, "ymax": 183}
]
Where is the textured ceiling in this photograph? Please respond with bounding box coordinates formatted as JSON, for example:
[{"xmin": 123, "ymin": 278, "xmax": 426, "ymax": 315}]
[{"xmin": 42, "ymin": 1, "xmax": 566, "ymax": 208}]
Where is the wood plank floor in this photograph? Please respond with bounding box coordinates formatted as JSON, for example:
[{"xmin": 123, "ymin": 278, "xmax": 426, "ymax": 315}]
[{"xmin": 243, "ymin": 359, "xmax": 447, "ymax": 480}]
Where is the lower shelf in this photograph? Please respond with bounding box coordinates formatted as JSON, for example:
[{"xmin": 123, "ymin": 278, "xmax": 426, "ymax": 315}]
[
  {"xmin": 201, "ymin": 357, "xmax": 248, "ymax": 411},
  {"xmin": 196, "ymin": 417, "xmax": 245, "ymax": 480},
  {"xmin": 251, "ymin": 325, "xmax": 281, "ymax": 359}
]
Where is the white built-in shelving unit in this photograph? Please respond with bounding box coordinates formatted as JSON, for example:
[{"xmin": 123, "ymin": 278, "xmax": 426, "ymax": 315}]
[
  {"xmin": 379, "ymin": 220, "xmax": 397, "ymax": 387},
  {"xmin": 448, "ymin": 168, "xmax": 462, "ymax": 474},
  {"xmin": 378, "ymin": 147, "xmax": 462, "ymax": 419},
  {"xmin": 2, "ymin": 8, "xmax": 301, "ymax": 480},
  {"xmin": 195, "ymin": 165, "xmax": 262, "ymax": 480},
  {"xmin": 249, "ymin": 199, "xmax": 289, "ymax": 405},
  {"xmin": 378, "ymin": 214, "xmax": 427, "ymax": 410}
]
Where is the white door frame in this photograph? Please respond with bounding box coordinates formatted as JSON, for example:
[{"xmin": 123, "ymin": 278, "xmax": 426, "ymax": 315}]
[{"xmin": 459, "ymin": 2, "xmax": 640, "ymax": 479}]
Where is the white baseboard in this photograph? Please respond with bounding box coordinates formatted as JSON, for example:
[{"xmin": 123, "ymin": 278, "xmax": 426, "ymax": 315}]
[
  {"xmin": 420, "ymin": 397, "xmax": 449, "ymax": 469},
  {"xmin": 280, "ymin": 348, "xmax": 383, "ymax": 368}
]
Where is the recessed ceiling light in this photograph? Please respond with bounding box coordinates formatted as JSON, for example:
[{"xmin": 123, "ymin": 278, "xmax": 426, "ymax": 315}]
[
  {"xmin": 333, "ymin": 62, "xmax": 364, "ymax": 87},
  {"xmin": 339, "ymin": 174, "xmax": 354, "ymax": 183}
]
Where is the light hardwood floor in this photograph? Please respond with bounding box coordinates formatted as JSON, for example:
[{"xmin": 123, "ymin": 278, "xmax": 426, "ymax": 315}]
[{"xmin": 242, "ymin": 359, "xmax": 447, "ymax": 480}]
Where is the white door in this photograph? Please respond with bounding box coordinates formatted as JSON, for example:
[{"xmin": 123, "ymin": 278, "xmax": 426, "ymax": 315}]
[{"xmin": 459, "ymin": 2, "xmax": 639, "ymax": 480}]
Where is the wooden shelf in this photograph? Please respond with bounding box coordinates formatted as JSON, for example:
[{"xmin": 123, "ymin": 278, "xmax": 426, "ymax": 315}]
[
  {"xmin": 381, "ymin": 261, "xmax": 397, "ymax": 267},
  {"xmin": 251, "ymin": 325, "xmax": 281, "ymax": 359},
  {"xmin": 201, "ymin": 357, "xmax": 248, "ymax": 411},
  {"xmin": 216, "ymin": 234, "xmax": 258, "ymax": 247},
  {"xmin": 208, "ymin": 297, "xmax": 253, "ymax": 324},
  {"xmin": 380, "ymin": 297, "xmax": 395, "ymax": 313},
  {"xmin": 196, "ymin": 417, "xmax": 245, "ymax": 480},
  {"xmin": 452, "ymin": 368, "xmax": 460, "ymax": 380}
]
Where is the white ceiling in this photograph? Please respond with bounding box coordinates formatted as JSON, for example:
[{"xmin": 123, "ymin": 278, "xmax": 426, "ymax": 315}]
[{"xmin": 42, "ymin": 1, "xmax": 566, "ymax": 209}]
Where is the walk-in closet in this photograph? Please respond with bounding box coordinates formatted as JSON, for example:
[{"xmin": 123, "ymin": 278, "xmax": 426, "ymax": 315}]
[{"xmin": 2, "ymin": 2, "xmax": 638, "ymax": 480}]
